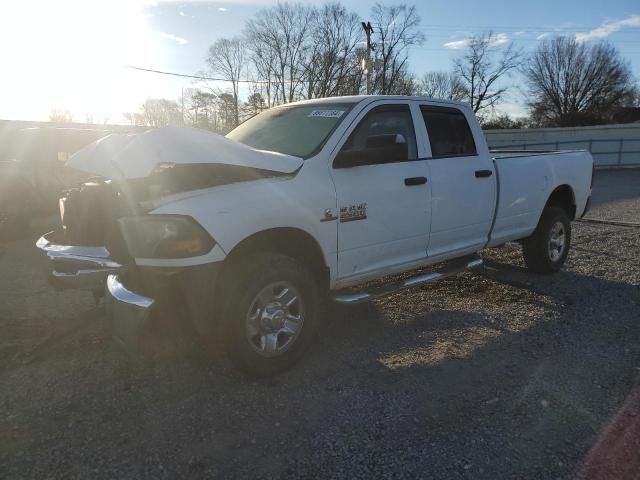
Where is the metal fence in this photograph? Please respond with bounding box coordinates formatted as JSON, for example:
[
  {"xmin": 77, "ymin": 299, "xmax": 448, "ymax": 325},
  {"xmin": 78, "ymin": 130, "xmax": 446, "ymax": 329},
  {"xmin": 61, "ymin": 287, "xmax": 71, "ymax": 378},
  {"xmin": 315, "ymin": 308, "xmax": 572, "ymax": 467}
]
[{"xmin": 489, "ymin": 138, "xmax": 640, "ymax": 168}]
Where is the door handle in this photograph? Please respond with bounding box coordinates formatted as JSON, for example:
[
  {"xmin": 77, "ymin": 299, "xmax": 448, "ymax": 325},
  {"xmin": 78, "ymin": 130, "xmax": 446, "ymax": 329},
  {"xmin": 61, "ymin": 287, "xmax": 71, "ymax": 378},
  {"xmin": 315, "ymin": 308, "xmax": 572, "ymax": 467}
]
[
  {"xmin": 475, "ymin": 169, "xmax": 493, "ymax": 178},
  {"xmin": 404, "ymin": 176, "xmax": 428, "ymax": 186}
]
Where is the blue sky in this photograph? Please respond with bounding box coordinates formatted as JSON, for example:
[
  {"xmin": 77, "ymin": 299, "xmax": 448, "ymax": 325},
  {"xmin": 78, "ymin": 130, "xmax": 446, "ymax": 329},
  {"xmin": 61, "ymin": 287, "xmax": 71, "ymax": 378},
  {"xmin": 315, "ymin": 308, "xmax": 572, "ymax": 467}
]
[{"xmin": 0, "ymin": 0, "xmax": 638, "ymax": 122}]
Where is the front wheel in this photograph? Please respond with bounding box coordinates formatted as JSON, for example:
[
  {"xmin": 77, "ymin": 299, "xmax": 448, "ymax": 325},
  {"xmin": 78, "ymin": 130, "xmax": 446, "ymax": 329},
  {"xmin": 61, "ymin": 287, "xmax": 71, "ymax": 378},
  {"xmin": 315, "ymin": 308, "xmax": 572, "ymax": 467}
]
[
  {"xmin": 522, "ymin": 207, "xmax": 571, "ymax": 274},
  {"xmin": 221, "ymin": 253, "xmax": 320, "ymax": 377}
]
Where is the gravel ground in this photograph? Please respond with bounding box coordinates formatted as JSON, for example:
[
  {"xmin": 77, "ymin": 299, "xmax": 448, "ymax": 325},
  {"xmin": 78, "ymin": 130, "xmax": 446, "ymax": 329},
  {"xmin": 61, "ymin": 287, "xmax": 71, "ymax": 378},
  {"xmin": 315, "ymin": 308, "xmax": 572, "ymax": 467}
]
[{"xmin": 1, "ymin": 169, "xmax": 639, "ymax": 479}]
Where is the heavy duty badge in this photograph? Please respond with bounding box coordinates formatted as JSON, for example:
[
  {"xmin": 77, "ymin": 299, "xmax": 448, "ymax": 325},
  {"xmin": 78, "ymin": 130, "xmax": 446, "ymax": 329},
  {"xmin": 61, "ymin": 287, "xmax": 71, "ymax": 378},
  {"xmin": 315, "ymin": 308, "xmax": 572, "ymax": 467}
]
[{"xmin": 340, "ymin": 203, "xmax": 367, "ymax": 222}]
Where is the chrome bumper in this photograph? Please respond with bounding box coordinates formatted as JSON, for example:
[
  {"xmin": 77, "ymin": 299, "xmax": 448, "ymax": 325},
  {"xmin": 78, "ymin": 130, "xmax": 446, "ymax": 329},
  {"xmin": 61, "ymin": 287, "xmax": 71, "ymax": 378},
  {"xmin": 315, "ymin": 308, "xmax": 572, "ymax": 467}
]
[
  {"xmin": 106, "ymin": 274, "xmax": 155, "ymax": 347},
  {"xmin": 36, "ymin": 231, "xmax": 122, "ymax": 291}
]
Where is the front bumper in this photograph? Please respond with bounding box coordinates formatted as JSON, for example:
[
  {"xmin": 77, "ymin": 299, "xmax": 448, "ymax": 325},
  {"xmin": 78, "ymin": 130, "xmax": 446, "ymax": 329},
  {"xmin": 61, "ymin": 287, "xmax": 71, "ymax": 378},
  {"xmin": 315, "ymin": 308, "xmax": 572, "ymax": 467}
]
[
  {"xmin": 36, "ymin": 231, "xmax": 122, "ymax": 291},
  {"xmin": 106, "ymin": 274, "xmax": 155, "ymax": 347},
  {"xmin": 105, "ymin": 262, "xmax": 224, "ymax": 348},
  {"xmin": 38, "ymin": 230, "xmax": 224, "ymax": 348},
  {"xmin": 581, "ymin": 196, "xmax": 592, "ymax": 218}
]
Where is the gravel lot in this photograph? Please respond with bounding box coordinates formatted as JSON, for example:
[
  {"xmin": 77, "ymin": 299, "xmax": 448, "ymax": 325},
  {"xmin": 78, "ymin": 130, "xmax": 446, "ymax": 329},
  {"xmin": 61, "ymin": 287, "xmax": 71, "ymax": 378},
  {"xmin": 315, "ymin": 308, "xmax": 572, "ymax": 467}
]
[{"xmin": 1, "ymin": 169, "xmax": 639, "ymax": 479}]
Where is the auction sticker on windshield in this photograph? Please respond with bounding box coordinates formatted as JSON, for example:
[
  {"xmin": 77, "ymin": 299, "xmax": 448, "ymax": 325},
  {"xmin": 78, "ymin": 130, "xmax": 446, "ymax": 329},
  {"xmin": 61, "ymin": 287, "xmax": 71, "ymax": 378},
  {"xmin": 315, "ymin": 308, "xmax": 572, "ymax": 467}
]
[{"xmin": 308, "ymin": 110, "xmax": 346, "ymax": 118}]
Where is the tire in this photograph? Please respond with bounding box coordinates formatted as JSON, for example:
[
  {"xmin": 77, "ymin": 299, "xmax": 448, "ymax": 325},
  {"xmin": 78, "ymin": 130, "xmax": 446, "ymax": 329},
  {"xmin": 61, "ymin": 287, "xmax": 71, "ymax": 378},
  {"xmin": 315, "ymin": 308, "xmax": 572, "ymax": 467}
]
[
  {"xmin": 522, "ymin": 206, "xmax": 571, "ymax": 274},
  {"xmin": 221, "ymin": 253, "xmax": 321, "ymax": 377}
]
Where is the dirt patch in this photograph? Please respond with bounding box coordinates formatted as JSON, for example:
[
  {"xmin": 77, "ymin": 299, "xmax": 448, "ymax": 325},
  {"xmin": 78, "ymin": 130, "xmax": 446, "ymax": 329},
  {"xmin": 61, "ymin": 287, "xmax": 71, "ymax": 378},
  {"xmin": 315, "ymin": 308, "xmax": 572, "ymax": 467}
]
[{"xmin": 1, "ymin": 170, "xmax": 639, "ymax": 479}]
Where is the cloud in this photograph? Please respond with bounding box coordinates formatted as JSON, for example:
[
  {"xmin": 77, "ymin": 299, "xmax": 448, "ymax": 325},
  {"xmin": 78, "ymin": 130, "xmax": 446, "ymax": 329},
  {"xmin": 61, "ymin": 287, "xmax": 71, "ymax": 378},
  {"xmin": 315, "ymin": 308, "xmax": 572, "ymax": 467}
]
[
  {"xmin": 490, "ymin": 33, "xmax": 509, "ymax": 46},
  {"xmin": 443, "ymin": 39, "xmax": 471, "ymax": 49},
  {"xmin": 494, "ymin": 102, "xmax": 528, "ymax": 119},
  {"xmin": 179, "ymin": 11, "xmax": 185, "ymax": 16},
  {"xmin": 157, "ymin": 32, "xmax": 188, "ymax": 45},
  {"xmin": 575, "ymin": 14, "xmax": 640, "ymax": 42},
  {"xmin": 218, "ymin": 7, "xmax": 228, "ymax": 11},
  {"xmin": 444, "ymin": 33, "xmax": 509, "ymax": 50}
]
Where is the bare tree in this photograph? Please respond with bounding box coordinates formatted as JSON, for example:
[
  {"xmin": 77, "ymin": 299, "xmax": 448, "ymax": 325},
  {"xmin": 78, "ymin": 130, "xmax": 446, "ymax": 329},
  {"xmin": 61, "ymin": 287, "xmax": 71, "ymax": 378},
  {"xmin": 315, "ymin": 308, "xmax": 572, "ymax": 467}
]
[
  {"xmin": 419, "ymin": 71, "xmax": 466, "ymax": 101},
  {"xmin": 215, "ymin": 93, "xmax": 238, "ymax": 133},
  {"xmin": 242, "ymin": 92, "xmax": 267, "ymax": 120},
  {"xmin": 84, "ymin": 112, "xmax": 111, "ymax": 125},
  {"xmin": 245, "ymin": 3, "xmax": 313, "ymax": 104},
  {"xmin": 123, "ymin": 112, "xmax": 145, "ymax": 126},
  {"xmin": 206, "ymin": 37, "xmax": 245, "ymax": 126},
  {"xmin": 523, "ymin": 37, "xmax": 635, "ymax": 126},
  {"xmin": 453, "ymin": 32, "xmax": 521, "ymax": 113},
  {"xmin": 419, "ymin": 72, "xmax": 454, "ymax": 100},
  {"xmin": 370, "ymin": 3, "xmax": 424, "ymax": 95},
  {"xmin": 139, "ymin": 99, "xmax": 182, "ymax": 127},
  {"xmin": 246, "ymin": 32, "xmax": 280, "ymax": 107},
  {"xmin": 481, "ymin": 113, "xmax": 527, "ymax": 129},
  {"xmin": 49, "ymin": 109, "xmax": 74, "ymax": 123},
  {"xmin": 182, "ymin": 89, "xmax": 218, "ymax": 131},
  {"xmin": 303, "ymin": 3, "xmax": 362, "ymax": 98}
]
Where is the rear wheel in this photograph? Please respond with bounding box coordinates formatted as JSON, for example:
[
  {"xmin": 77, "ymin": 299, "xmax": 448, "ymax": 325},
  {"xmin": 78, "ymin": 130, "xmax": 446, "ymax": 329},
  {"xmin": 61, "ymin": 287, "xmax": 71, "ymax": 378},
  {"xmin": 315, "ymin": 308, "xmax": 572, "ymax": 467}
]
[
  {"xmin": 221, "ymin": 253, "xmax": 320, "ymax": 377},
  {"xmin": 522, "ymin": 207, "xmax": 571, "ymax": 274}
]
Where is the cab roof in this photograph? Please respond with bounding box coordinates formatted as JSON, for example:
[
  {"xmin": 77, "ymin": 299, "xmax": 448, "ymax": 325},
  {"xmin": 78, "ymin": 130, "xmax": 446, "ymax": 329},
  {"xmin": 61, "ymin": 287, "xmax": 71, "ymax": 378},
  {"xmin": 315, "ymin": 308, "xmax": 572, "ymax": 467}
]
[{"xmin": 289, "ymin": 95, "xmax": 469, "ymax": 109}]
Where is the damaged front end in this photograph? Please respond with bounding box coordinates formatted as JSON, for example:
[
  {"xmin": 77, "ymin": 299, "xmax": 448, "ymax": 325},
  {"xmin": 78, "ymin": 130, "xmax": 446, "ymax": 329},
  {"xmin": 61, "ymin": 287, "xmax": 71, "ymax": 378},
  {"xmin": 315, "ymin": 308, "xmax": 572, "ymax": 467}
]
[
  {"xmin": 36, "ymin": 177, "xmax": 156, "ymax": 346},
  {"xmin": 37, "ymin": 177, "xmax": 131, "ymax": 293},
  {"xmin": 36, "ymin": 126, "xmax": 302, "ymax": 348}
]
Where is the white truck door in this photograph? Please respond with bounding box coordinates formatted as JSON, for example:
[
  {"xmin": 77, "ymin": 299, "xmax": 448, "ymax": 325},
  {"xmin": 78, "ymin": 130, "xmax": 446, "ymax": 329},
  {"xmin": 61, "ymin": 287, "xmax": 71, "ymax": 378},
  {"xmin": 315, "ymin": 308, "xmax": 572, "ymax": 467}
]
[
  {"xmin": 330, "ymin": 102, "xmax": 431, "ymax": 282},
  {"xmin": 418, "ymin": 104, "xmax": 497, "ymax": 258}
]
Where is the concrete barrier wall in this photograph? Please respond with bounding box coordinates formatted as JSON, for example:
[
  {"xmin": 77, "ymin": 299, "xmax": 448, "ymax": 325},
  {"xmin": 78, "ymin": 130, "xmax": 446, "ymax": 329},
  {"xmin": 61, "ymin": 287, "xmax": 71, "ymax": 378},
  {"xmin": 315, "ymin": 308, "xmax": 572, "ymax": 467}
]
[{"xmin": 484, "ymin": 123, "xmax": 640, "ymax": 167}]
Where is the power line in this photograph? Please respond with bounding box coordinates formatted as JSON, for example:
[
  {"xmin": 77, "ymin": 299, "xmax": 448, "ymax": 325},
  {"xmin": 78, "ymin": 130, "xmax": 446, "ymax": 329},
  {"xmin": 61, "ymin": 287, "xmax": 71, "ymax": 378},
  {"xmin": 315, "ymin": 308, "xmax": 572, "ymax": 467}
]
[
  {"xmin": 410, "ymin": 23, "xmax": 638, "ymax": 31},
  {"xmin": 420, "ymin": 35, "xmax": 640, "ymax": 43},
  {"xmin": 408, "ymin": 46, "xmax": 640, "ymax": 55},
  {"xmin": 125, "ymin": 65, "xmax": 266, "ymax": 83},
  {"xmin": 126, "ymin": 39, "xmax": 640, "ymax": 87}
]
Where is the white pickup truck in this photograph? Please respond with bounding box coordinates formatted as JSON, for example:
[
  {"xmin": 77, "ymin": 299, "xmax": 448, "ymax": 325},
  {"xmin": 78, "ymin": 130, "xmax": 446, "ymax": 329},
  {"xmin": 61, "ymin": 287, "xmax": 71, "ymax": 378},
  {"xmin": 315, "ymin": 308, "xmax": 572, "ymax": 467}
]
[{"xmin": 37, "ymin": 95, "xmax": 593, "ymax": 376}]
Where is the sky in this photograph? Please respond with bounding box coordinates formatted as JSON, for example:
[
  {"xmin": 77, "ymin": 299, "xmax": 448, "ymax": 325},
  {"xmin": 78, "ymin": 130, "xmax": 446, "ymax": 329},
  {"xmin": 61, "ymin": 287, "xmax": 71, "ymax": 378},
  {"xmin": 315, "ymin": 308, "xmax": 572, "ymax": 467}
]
[{"xmin": 0, "ymin": 0, "xmax": 638, "ymax": 123}]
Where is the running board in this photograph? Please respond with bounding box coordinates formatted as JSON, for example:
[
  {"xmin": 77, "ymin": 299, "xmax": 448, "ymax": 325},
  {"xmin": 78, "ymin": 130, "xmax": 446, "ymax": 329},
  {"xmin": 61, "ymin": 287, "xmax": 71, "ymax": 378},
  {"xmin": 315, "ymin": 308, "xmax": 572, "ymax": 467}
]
[{"xmin": 332, "ymin": 256, "xmax": 484, "ymax": 304}]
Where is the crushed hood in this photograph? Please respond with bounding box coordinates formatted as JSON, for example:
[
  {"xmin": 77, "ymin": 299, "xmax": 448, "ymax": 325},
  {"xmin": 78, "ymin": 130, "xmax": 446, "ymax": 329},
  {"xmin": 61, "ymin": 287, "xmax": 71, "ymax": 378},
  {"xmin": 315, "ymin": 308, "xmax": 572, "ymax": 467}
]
[{"xmin": 65, "ymin": 126, "xmax": 303, "ymax": 179}]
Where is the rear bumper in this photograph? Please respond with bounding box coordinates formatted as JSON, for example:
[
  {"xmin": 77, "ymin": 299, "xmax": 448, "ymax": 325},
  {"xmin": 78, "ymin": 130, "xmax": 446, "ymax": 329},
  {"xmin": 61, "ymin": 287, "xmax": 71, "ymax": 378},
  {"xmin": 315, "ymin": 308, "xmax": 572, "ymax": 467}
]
[{"xmin": 36, "ymin": 231, "xmax": 122, "ymax": 291}]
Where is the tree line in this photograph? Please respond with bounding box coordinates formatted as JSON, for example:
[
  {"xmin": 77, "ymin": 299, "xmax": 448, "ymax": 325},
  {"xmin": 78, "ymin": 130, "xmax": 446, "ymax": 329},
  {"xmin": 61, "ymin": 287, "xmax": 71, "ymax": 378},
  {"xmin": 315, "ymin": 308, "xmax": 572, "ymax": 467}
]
[{"xmin": 122, "ymin": 2, "xmax": 639, "ymax": 132}]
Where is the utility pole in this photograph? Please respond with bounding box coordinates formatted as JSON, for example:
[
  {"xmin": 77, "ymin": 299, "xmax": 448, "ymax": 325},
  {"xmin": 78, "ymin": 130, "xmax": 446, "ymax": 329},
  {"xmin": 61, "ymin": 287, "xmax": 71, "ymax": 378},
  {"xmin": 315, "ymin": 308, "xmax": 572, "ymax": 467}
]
[
  {"xmin": 181, "ymin": 87, "xmax": 185, "ymax": 125},
  {"xmin": 361, "ymin": 21, "xmax": 374, "ymax": 95}
]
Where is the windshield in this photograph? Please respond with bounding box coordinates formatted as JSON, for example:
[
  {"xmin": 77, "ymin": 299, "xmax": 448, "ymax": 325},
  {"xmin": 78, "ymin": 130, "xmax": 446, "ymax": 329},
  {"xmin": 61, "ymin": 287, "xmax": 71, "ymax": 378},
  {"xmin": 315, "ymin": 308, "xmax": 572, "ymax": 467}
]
[{"xmin": 226, "ymin": 103, "xmax": 354, "ymax": 158}]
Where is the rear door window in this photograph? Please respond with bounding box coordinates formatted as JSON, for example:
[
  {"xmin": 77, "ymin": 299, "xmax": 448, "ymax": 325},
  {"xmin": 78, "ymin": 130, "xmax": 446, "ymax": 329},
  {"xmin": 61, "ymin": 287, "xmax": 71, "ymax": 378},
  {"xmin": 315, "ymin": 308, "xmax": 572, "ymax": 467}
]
[{"xmin": 420, "ymin": 106, "xmax": 477, "ymax": 158}]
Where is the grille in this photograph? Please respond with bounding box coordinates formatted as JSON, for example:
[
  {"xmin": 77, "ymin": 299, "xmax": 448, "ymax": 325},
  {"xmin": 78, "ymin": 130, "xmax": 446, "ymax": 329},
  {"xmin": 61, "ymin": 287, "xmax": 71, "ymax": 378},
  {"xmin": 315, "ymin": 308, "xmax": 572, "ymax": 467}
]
[{"xmin": 59, "ymin": 179, "xmax": 132, "ymax": 265}]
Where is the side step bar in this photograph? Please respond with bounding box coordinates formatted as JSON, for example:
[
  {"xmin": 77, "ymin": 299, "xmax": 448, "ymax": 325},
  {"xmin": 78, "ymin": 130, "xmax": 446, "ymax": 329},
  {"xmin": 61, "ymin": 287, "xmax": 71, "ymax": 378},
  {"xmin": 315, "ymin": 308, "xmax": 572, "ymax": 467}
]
[{"xmin": 332, "ymin": 256, "xmax": 484, "ymax": 304}]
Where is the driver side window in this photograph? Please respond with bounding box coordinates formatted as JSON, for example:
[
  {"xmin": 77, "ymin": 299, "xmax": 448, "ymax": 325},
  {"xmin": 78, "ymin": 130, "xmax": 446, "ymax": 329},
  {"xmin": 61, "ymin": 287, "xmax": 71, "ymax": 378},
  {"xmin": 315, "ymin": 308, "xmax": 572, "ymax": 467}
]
[{"xmin": 334, "ymin": 105, "xmax": 417, "ymax": 168}]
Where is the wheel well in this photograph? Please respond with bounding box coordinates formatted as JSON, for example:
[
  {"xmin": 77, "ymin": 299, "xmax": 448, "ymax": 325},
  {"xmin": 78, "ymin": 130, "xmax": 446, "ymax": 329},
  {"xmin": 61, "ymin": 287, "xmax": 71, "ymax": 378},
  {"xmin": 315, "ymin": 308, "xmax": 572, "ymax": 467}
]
[
  {"xmin": 221, "ymin": 228, "xmax": 330, "ymax": 291},
  {"xmin": 546, "ymin": 185, "xmax": 576, "ymax": 219}
]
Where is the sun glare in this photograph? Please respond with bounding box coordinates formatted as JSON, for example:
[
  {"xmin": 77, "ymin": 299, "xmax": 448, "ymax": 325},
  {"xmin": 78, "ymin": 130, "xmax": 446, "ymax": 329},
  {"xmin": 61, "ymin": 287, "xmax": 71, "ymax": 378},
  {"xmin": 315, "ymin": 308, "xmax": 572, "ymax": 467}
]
[{"xmin": 0, "ymin": 0, "xmax": 161, "ymax": 121}]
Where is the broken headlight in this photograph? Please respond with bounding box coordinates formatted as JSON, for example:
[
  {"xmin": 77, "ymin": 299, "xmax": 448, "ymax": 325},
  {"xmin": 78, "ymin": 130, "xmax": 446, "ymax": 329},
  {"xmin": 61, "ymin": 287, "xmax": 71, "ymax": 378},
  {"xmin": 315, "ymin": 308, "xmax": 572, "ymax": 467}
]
[{"xmin": 118, "ymin": 215, "xmax": 215, "ymax": 259}]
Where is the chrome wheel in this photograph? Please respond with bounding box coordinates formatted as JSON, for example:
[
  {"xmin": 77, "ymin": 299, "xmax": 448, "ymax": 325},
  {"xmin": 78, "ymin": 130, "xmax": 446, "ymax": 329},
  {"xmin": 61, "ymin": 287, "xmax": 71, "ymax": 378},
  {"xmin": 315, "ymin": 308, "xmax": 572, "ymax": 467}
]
[
  {"xmin": 548, "ymin": 221, "xmax": 566, "ymax": 262},
  {"xmin": 245, "ymin": 282, "xmax": 304, "ymax": 357}
]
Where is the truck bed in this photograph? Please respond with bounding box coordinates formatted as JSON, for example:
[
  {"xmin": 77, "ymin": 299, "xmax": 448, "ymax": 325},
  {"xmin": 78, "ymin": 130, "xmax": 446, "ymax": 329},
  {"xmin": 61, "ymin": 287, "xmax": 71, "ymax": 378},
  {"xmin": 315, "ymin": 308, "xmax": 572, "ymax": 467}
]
[{"xmin": 487, "ymin": 149, "xmax": 593, "ymax": 247}]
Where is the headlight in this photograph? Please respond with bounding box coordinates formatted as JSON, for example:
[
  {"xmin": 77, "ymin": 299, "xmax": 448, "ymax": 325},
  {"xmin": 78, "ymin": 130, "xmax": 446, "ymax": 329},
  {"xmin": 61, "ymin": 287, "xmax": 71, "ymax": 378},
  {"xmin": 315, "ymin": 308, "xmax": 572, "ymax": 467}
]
[{"xmin": 118, "ymin": 215, "xmax": 215, "ymax": 259}]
